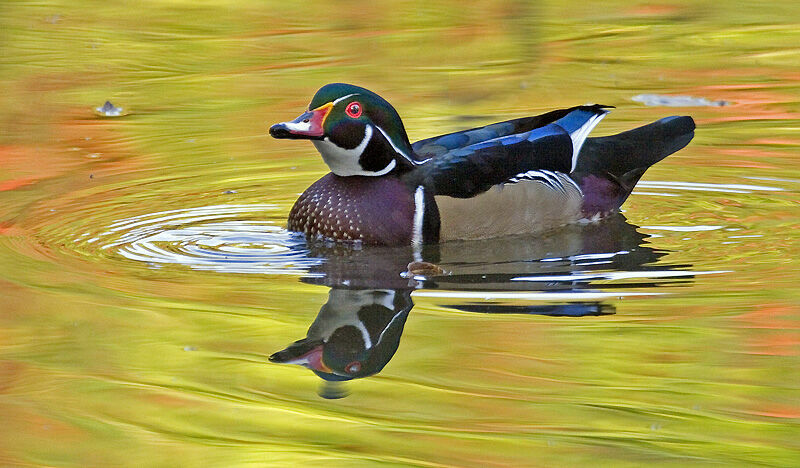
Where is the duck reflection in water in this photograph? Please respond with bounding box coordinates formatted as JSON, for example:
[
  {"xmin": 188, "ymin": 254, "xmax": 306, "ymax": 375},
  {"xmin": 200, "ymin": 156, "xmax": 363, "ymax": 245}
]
[
  {"xmin": 270, "ymin": 215, "xmax": 692, "ymax": 398},
  {"xmin": 270, "ymin": 289, "xmax": 413, "ymax": 398}
]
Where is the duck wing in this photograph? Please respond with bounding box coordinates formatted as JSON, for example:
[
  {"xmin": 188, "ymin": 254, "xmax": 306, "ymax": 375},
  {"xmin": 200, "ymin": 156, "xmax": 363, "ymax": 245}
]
[
  {"xmin": 411, "ymin": 108, "xmax": 573, "ymax": 159},
  {"xmin": 406, "ymin": 105, "xmax": 610, "ymax": 198}
]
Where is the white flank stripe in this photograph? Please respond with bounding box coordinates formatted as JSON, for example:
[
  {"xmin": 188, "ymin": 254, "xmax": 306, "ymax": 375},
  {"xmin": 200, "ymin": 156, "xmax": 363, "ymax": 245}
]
[
  {"xmin": 507, "ymin": 170, "xmax": 581, "ymax": 196},
  {"xmin": 563, "ymin": 173, "xmax": 582, "ymax": 192}
]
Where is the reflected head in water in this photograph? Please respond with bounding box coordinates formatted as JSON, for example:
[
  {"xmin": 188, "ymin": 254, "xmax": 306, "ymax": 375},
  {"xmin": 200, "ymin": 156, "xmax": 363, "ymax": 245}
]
[{"xmin": 269, "ymin": 289, "xmax": 413, "ymax": 398}]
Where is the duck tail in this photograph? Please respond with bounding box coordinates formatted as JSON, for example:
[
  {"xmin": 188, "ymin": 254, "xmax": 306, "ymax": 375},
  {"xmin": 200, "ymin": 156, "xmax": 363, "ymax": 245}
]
[{"xmin": 571, "ymin": 115, "xmax": 695, "ymax": 216}]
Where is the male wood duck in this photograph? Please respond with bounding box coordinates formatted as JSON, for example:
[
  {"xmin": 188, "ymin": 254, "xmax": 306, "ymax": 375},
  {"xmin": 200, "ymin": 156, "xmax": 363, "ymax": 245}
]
[{"xmin": 270, "ymin": 83, "xmax": 695, "ymax": 246}]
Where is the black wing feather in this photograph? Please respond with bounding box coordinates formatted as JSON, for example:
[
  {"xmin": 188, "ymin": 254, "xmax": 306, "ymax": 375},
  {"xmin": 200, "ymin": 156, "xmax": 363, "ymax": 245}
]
[
  {"xmin": 411, "ymin": 108, "xmax": 577, "ymax": 160},
  {"xmin": 405, "ymin": 129, "xmax": 573, "ymax": 198}
]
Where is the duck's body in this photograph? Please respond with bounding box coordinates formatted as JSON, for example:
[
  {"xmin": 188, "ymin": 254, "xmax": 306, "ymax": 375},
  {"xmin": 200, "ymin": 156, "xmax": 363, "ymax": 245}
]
[
  {"xmin": 271, "ymin": 83, "xmax": 695, "ymax": 246},
  {"xmin": 287, "ymin": 173, "xmax": 430, "ymax": 245},
  {"xmin": 435, "ymin": 174, "xmax": 584, "ymax": 241}
]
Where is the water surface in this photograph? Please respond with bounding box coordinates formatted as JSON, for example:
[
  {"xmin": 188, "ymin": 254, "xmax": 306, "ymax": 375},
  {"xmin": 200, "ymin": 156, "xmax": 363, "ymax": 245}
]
[{"xmin": 1, "ymin": 1, "xmax": 799, "ymax": 466}]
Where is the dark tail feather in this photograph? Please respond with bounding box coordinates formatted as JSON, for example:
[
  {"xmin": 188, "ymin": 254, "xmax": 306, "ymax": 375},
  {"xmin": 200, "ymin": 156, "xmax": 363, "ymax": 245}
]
[
  {"xmin": 571, "ymin": 116, "xmax": 695, "ymax": 215},
  {"xmin": 575, "ymin": 115, "xmax": 695, "ymax": 176}
]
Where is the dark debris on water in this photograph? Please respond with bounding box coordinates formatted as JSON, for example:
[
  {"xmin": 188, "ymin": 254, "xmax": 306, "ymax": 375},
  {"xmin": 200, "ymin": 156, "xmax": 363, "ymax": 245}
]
[{"xmin": 95, "ymin": 101, "xmax": 124, "ymax": 117}]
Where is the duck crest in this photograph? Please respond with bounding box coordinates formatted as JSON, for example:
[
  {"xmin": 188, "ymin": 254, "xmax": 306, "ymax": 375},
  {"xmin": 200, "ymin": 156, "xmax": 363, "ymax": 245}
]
[{"xmin": 271, "ymin": 83, "xmax": 695, "ymax": 246}]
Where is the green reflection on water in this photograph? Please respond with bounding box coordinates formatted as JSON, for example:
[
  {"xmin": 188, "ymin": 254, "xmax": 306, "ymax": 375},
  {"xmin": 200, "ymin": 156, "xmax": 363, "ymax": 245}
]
[{"xmin": 1, "ymin": 0, "xmax": 799, "ymax": 466}]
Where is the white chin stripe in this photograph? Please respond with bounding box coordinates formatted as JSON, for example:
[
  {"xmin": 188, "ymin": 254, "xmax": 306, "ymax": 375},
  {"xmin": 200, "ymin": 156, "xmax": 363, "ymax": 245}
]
[{"xmin": 313, "ymin": 124, "xmax": 396, "ymax": 176}]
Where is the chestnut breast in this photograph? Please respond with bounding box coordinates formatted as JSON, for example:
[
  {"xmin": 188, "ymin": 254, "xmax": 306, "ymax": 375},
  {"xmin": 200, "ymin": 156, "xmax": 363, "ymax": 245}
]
[{"xmin": 288, "ymin": 173, "xmax": 417, "ymax": 246}]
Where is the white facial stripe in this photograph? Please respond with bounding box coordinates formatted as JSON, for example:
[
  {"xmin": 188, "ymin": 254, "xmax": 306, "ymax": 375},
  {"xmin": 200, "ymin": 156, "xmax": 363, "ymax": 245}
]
[
  {"xmin": 375, "ymin": 126, "xmax": 429, "ymax": 165},
  {"xmin": 332, "ymin": 93, "xmax": 359, "ymax": 105},
  {"xmin": 282, "ymin": 120, "xmax": 312, "ymax": 132},
  {"xmin": 312, "ymin": 124, "xmax": 395, "ymax": 176}
]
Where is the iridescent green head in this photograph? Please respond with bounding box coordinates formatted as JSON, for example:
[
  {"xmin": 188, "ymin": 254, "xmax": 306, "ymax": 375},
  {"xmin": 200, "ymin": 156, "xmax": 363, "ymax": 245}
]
[{"xmin": 270, "ymin": 83, "xmax": 422, "ymax": 176}]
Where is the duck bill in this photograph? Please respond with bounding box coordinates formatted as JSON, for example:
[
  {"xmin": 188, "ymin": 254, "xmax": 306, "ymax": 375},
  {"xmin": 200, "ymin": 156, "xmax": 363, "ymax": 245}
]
[
  {"xmin": 269, "ymin": 102, "xmax": 332, "ymax": 140},
  {"xmin": 269, "ymin": 340, "xmax": 333, "ymax": 373}
]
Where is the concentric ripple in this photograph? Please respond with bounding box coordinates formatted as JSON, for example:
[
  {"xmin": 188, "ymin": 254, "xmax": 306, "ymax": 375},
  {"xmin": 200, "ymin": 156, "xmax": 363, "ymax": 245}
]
[
  {"xmin": 77, "ymin": 204, "xmax": 322, "ymax": 275},
  {"xmin": 61, "ymin": 178, "xmax": 785, "ymax": 280}
]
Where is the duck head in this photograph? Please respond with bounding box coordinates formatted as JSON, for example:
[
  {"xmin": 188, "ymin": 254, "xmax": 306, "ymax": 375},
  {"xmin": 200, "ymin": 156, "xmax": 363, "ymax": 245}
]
[
  {"xmin": 269, "ymin": 288, "xmax": 412, "ymax": 384},
  {"xmin": 270, "ymin": 83, "xmax": 421, "ymax": 176}
]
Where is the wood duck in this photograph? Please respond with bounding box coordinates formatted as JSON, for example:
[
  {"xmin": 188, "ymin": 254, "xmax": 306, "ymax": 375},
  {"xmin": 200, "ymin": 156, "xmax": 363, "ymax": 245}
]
[{"xmin": 270, "ymin": 83, "xmax": 695, "ymax": 246}]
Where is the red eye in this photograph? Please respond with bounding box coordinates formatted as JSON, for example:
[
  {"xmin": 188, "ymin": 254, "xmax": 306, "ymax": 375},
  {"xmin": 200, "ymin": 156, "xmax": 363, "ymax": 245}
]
[
  {"xmin": 345, "ymin": 102, "xmax": 362, "ymax": 118},
  {"xmin": 345, "ymin": 361, "xmax": 361, "ymax": 374}
]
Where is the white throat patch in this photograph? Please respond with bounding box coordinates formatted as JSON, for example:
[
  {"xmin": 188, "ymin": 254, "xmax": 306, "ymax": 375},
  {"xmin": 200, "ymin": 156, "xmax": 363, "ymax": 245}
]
[{"xmin": 312, "ymin": 124, "xmax": 395, "ymax": 176}]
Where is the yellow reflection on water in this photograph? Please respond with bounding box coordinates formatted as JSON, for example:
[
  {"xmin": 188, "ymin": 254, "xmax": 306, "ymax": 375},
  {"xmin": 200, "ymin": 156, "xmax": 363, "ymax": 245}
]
[{"xmin": 1, "ymin": 0, "xmax": 799, "ymax": 466}]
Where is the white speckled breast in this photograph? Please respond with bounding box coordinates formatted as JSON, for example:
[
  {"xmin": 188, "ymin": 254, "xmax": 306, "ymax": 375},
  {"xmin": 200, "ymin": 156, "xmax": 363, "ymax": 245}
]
[{"xmin": 288, "ymin": 173, "xmax": 417, "ymax": 246}]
